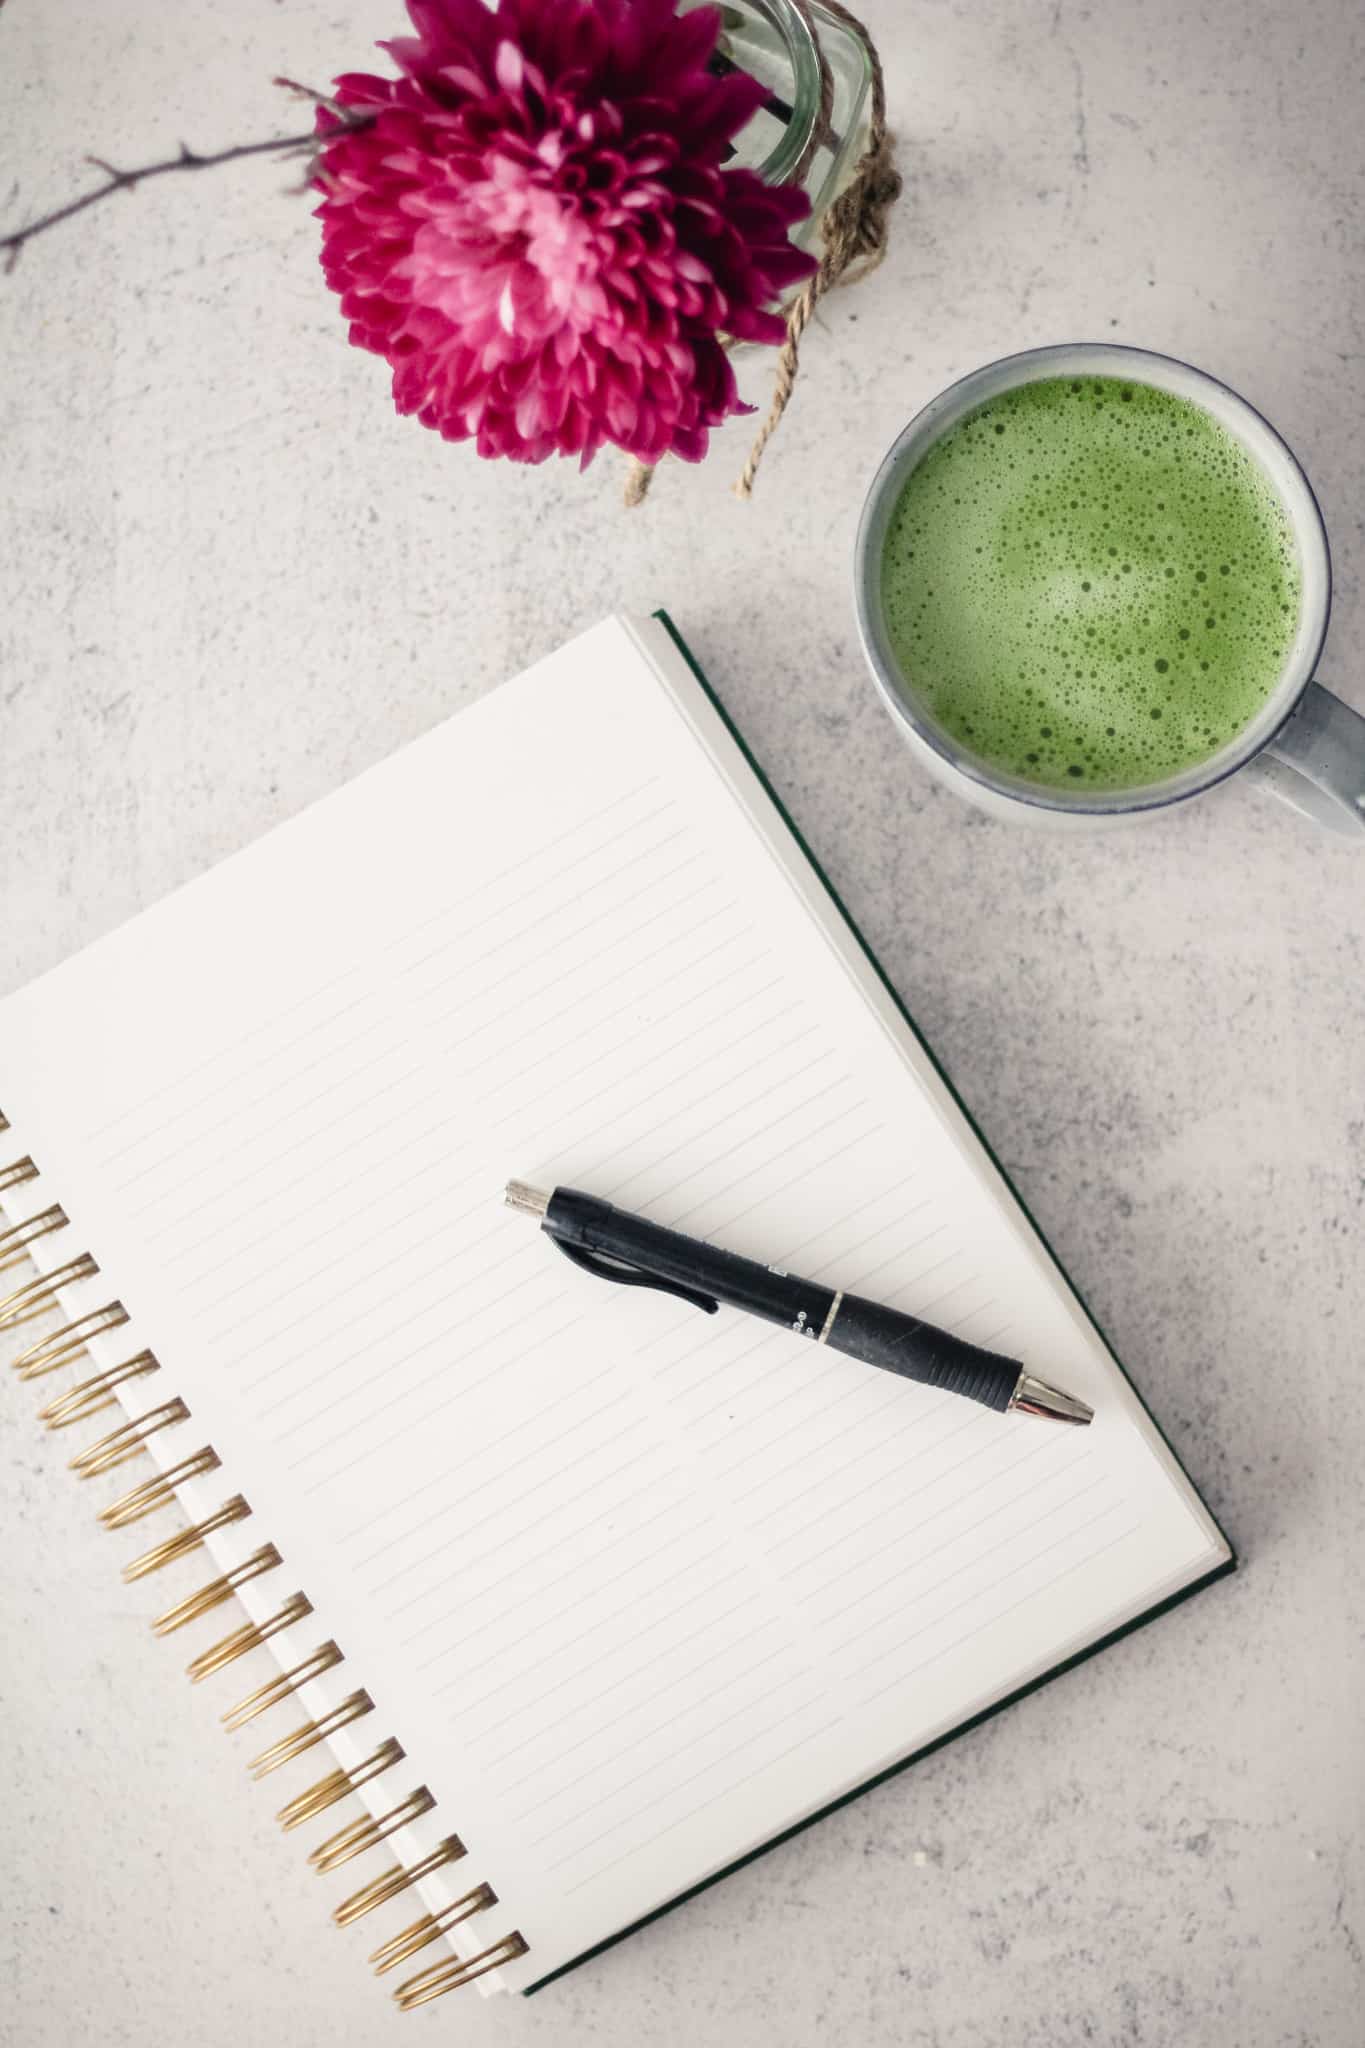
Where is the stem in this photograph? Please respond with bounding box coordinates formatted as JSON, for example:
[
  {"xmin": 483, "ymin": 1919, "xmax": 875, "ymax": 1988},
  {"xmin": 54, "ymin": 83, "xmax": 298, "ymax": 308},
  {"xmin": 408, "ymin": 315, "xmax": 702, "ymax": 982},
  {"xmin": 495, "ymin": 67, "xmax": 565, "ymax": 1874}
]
[{"xmin": 0, "ymin": 84, "xmax": 371, "ymax": 273}]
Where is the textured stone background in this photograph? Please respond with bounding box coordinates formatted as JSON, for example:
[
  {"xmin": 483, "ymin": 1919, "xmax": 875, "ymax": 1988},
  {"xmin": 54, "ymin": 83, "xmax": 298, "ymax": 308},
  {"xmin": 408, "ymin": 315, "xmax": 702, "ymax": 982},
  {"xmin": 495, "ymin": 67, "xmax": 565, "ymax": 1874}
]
[{"xmin": 2, "ymin": 2, "xmax": 1362, "ymax": 2043}]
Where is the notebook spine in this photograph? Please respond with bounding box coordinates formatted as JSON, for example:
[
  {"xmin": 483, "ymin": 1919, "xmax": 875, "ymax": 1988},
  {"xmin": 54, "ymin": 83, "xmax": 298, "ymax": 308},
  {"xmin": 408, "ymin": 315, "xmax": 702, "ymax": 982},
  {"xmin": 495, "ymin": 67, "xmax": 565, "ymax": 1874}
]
[{"xmin": 0, "ymin": 1119, "xmax": 528, "ymax": 2006}]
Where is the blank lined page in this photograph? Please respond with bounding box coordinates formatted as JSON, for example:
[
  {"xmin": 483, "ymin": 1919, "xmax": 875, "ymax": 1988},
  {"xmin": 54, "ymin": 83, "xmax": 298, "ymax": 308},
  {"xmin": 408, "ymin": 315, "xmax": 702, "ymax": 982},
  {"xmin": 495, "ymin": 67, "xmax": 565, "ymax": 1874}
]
[{"xmin": 0, "ymin": 616, "xmax": 1226, "ymax": 1987}]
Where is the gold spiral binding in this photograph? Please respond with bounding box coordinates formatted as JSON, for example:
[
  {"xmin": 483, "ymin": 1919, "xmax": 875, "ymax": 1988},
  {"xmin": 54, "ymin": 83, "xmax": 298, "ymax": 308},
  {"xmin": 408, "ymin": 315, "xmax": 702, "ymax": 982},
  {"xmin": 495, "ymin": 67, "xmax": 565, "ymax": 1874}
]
[
  {"xmin": 122, "ymin": 1494, "xmax": 251, "ymax": 1580},
  {"xmin": 39, "ymin": 1351, "xmax": 158, "ymax": 1429},
  {"xmin": 333, "ymin": 1837, "xmax": 466, "ymax": 1928},
  {"xmin": 100, "ymin": 1447, "xmax": 221, "ymax": 1528},
  {"xmin": 0, "ymin": 1203, "xmax": 67, "ymax": 1275},
  {"xmin": 150, "ymin": 1543, "xmax": 281, "ymax": 1635},
  {"xmin": 276, "ymin": 1738, "xmax": 403, "ymax": 1833},
  {"xmin": 0, "ymin": 1155, "xmax": 38, "ymax": 1195},
  {"xmin": 68, "ymin": 1395, "xmax": 189, "ymax": 1477},
  {"xmin": 12, "ymin": 1301, "xmax": 131, "ymax": 1380},
  {"xmin": 186, "ymin": 1591, "xmax": 312, "ymax": 1683},
  {"xmin": 394, "ymin": 1934, "xmax": 529, "ymax": 2010},
  {"xmin": 310, "ymin": 1786, "xmax": 436, "ymax": 1876},
  {"xmin": 247, "ymin": 1689, "xmax": 373, "ymax": 1779},
  {"xmin": 0, "ymin": 1253, "xmax": 98, "ymax": 1330},
  {"xmin": 0, "ymin": 1131, "xmax": 525, "ymax": 2005},
  {"xmin": 220, "ymin": 1641, "xmax": 343, "ymax": 1732},
  {"xmin": 368, "ymin": 1882, "xmax": 496, "ymax": 1975}
]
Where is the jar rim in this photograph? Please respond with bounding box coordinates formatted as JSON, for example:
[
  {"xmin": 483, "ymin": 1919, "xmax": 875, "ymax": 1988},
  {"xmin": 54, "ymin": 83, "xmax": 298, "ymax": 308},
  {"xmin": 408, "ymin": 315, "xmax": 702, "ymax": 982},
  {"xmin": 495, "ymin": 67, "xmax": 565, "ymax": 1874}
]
[{"xmin": 716, "ymin": 0, "xmax": 825, "ymax": 188}]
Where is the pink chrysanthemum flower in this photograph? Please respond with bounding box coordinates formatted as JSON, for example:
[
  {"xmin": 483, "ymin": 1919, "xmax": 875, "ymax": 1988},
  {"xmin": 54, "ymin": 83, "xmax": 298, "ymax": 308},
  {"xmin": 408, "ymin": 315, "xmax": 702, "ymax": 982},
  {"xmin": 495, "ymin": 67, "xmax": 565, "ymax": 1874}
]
[{"xmin": 314, "ymin": 0, "xmax": 816, "ymax": 467}]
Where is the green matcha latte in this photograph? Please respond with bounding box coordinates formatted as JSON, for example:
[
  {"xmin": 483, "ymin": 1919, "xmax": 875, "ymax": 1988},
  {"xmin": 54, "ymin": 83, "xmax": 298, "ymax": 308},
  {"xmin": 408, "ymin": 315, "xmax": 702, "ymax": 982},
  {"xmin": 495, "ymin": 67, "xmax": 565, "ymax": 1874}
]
[{"xmin": 880, "ymin": 376, "xmax": 1300, "ymax": 791}]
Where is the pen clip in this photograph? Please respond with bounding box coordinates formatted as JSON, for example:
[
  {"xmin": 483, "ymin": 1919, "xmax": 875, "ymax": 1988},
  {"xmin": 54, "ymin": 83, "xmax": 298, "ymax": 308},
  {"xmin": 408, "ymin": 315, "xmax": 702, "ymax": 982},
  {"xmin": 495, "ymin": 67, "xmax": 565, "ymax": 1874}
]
[{"xmin": 547, "ymin": 1237, "xmax": 719, "ymax": 1315}]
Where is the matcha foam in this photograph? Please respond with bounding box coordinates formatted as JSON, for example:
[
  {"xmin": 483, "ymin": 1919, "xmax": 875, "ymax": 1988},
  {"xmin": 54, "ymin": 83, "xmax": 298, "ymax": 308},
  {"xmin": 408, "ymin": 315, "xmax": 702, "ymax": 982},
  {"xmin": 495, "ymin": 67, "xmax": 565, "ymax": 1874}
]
[{"xmin": 880, "ymin": 375, "xmax": 1300, "ymax": 790}]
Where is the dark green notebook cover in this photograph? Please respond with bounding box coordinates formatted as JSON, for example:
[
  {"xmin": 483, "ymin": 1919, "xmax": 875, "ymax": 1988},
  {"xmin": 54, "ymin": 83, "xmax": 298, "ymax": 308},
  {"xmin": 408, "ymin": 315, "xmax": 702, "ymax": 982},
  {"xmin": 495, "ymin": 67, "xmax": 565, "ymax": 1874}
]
[{"xmin": 523, "ymin": 612, "xmax": 1235, "ymax": 1995}]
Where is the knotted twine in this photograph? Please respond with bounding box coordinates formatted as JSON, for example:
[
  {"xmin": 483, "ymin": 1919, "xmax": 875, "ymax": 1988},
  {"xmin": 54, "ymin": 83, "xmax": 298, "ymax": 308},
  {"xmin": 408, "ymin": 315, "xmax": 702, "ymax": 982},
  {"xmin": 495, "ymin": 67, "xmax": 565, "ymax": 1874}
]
[{"xmin": 623, "ymin": 0, "xmax": 901, "ymax": 508}]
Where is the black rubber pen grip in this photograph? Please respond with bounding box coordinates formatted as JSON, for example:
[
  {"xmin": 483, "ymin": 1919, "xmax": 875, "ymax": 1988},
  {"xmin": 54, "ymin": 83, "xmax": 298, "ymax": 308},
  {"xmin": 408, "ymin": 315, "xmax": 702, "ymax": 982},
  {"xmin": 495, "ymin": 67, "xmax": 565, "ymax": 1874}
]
[{"xmin": 826, "ymin": 1295, "xmax": 1019, "ymax": 1411}]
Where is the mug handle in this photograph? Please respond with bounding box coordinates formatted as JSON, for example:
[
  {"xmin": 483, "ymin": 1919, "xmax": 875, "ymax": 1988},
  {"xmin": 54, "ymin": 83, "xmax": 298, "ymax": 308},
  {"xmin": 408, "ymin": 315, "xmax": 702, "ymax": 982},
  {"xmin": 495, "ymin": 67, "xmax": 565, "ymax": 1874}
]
[{"xmin": 1248, "ymin": 681, "xmax": 1365, "ymax": 836}]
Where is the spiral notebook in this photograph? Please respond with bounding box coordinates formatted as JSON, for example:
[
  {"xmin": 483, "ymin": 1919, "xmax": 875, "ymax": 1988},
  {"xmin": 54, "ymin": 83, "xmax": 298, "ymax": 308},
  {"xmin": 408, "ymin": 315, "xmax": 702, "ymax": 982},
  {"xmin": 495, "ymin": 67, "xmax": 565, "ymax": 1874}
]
[{"xmin": 0, "ymin": 614, "xmax": 1232, "ymax": 2008}]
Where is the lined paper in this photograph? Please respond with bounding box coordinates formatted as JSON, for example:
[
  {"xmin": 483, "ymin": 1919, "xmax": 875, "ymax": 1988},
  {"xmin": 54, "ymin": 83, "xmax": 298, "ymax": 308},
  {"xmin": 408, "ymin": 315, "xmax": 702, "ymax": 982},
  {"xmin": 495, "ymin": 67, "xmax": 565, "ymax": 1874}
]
[{"xmin": 0, "ymin": 616, "xmax": 1225, "ymax": 1988}]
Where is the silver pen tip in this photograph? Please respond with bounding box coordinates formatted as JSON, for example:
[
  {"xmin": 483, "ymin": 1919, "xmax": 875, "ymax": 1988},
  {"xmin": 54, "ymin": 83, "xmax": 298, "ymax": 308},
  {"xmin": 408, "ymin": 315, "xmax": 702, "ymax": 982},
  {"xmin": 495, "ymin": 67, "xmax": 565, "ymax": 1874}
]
[
  {"xmin": 504, "ymin": 1180, "xmax": 551, "ymax": 1219},
  {"xmin": 1009, "ymin": 1372, "xmax": 1094, "ymax": 1426}
]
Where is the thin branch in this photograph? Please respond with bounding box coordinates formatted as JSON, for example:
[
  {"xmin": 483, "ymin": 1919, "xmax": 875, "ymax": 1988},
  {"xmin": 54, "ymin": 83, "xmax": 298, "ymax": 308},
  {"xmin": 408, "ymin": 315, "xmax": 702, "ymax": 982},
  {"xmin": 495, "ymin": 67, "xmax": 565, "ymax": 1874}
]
[{"xmin": 0, "ymin": 80, "xmax": 371, "ymax": 274}]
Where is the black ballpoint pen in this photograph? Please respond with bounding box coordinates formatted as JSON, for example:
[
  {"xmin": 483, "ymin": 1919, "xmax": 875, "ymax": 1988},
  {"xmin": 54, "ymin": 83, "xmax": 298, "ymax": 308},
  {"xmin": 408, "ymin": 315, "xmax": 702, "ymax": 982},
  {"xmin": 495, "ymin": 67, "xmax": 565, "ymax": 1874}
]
[{"xmin": 504, "ymin": 1182, "xmax": 1093, "ymax": 1425}]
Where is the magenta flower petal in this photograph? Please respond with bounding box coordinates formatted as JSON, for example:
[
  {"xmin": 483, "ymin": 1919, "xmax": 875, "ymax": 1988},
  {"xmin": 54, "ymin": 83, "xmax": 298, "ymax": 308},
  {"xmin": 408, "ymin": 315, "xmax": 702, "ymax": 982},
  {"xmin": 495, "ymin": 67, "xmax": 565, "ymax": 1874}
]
[{"xmin": 316, "ymin": 0, "xmax": 817, "ymax": 467}]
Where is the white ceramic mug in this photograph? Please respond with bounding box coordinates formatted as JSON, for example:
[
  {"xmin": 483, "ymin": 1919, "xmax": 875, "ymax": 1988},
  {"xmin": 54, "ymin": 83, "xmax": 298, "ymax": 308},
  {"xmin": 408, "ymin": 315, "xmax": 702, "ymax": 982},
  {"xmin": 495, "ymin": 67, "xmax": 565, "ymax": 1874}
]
[{"xmin": 853, "ymin": 343, "xmax": 1365, "ymax": 834}]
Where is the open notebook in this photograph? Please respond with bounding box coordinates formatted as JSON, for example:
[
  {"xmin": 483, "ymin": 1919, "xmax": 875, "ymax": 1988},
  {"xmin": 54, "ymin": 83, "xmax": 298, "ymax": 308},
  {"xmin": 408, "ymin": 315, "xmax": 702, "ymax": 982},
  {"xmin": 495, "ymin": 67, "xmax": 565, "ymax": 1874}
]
[{"xmin": 0, "ymin": 615, "xmax": 1231, "ymax": 2007}]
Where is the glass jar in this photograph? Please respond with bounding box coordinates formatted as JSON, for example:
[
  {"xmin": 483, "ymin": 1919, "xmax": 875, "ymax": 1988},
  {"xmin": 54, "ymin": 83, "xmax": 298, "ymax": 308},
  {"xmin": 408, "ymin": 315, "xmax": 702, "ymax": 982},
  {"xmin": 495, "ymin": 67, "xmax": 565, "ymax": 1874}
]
[{"xmin": 685, "ymin": 0, "xmax": 875, "ymax": 240}]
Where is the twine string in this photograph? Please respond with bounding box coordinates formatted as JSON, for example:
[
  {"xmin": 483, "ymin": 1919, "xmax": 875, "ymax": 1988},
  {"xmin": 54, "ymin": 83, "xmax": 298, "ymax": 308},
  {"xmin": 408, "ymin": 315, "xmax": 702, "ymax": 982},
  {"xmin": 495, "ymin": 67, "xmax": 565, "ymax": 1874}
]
[
  {"xmin": 624, "ymin": 0, "xmax": 899, "ymax": 508},
  {"xmin": 734, "ymin": 0, "xmax": 900, "ymax": 499}
]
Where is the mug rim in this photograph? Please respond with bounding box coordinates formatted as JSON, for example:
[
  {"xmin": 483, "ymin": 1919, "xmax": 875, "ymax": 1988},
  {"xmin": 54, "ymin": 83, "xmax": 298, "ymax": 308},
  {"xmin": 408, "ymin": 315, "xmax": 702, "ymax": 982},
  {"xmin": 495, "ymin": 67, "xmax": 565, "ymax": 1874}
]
[{"xmin": 853, "ymin": 342, "xmax": 1333, "ymax": 817}]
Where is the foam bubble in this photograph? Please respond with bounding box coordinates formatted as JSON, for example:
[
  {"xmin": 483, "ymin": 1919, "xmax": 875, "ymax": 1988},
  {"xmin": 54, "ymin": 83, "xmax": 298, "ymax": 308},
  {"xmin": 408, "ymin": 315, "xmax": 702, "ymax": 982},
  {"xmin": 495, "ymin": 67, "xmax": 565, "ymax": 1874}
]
[{"xmin": 880, "ymin": 375, "xmax": 1300, "ymax": 790}]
